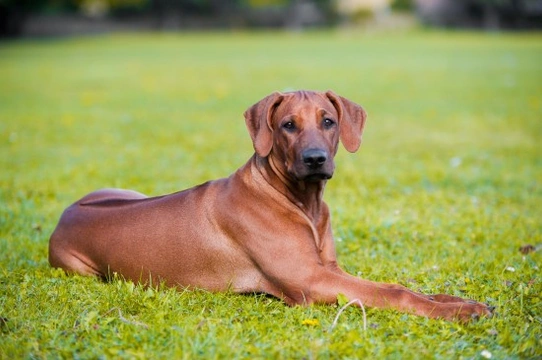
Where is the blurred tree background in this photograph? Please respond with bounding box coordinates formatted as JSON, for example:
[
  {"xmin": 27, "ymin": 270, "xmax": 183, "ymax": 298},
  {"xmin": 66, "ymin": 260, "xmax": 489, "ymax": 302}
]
[{"xmin": 1, "ymin": 0, "xmax": 541, "ymax": 37}]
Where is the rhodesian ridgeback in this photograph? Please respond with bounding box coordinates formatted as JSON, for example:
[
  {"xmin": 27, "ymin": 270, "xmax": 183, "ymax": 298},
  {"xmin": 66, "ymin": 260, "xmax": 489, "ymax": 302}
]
[{"xmin": 49, "ymin": 90, "xmax": 493, "ymax": 321}]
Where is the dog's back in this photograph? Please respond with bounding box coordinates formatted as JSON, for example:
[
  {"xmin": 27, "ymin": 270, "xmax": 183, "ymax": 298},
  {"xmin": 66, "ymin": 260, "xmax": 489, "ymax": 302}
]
[{"xmin": 48, "ymin": 180, "xmax": 261, "ymax": 291}]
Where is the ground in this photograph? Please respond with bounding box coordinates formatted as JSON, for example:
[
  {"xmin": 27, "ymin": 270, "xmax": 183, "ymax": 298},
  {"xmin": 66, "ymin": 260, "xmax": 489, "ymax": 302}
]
[{"xmin": 0, "ymin": 30, "xmax": 540, "ymax": 358}]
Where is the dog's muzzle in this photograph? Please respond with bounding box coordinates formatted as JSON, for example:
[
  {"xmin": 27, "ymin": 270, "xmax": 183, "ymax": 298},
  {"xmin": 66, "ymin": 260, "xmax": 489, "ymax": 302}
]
[
  {"xmin": 300, "ymin": 148, "xmax": 333, "ymax": 181},
  {"xmin": 303, "ymin": 148, "xmax": 328, "ymax": 169}
]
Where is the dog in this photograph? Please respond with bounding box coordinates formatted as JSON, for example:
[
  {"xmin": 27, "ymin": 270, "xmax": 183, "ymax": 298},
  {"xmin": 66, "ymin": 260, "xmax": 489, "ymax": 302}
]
[{"xmin": 49, "ymin": 90, "xmax": 493, "ymax": 321}]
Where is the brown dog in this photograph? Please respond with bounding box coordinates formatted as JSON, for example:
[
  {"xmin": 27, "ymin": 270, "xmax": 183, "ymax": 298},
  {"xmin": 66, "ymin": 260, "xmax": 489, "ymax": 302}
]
[{"xmin": 49, "ymin": 90, "xmax": 493, "ymax": 321}]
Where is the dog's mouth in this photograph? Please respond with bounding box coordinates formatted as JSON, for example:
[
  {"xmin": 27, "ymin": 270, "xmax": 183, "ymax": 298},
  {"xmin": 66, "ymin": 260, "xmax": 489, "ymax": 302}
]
[
  {"xmin": 288, "ymin": 156, "xmax": 335, "ymax": 183},
  {"xmin": 301, "ymin": 172, "xmax": 333, "ymax": 182}
]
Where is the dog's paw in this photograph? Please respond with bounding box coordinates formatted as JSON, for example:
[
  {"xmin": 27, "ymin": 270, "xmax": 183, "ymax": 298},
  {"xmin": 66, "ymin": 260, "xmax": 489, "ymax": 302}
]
[
  {"xmin": 455, "ymin": 302, "xmax": 495, "ymax": 322},
  {"xmin": 428, "ymin": 299, "xmax": 494, "ymax": 322}
]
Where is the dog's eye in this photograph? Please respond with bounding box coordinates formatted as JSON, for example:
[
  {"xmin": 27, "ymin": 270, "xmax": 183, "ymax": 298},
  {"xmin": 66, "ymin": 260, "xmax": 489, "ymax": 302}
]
[
  {"xmin": 282, "ymin": 121, "xmax": 296, "ymax": 131},
  {"xmin": 323, "ymin": 118, "xmax": 335, "ymax": 129}
]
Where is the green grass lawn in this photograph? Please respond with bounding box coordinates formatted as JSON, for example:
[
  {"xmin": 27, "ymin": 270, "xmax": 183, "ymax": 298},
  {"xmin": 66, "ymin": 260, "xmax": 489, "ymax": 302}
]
[{"xmin": 0, "ymin": 29, "xmax": 540, "ymax": 358}]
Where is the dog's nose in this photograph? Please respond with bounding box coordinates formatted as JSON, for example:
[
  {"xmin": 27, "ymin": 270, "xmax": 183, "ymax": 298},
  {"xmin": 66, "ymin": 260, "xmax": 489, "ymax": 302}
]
[{"xmin": 302, "ymin": 149, "xmax": 328, "ymax": 169}]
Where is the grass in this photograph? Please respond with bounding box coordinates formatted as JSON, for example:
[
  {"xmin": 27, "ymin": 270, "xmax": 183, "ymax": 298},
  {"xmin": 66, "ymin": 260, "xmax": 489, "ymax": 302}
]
[{"xmin": 0, "ymin": 29, "xmax": 541, "ymax": 358}]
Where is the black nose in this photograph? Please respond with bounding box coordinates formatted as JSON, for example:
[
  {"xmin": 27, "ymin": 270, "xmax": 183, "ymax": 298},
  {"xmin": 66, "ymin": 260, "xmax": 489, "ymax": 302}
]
[{"xmin": 302, "ymin": 149, "xmax": 328, "ymax": 169}]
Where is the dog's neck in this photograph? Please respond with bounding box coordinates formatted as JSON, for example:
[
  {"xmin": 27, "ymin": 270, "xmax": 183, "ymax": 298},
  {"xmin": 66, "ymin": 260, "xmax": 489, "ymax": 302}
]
[{"xmin": 253, "ymin": 155, "xmax": 326, "ymax": 221}]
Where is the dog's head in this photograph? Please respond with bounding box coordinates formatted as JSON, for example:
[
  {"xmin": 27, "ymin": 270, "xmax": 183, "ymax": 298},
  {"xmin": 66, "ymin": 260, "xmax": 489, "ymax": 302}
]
[{"xmin": 244, "ymin": 90, "xmax": 367, "ymax": 182}]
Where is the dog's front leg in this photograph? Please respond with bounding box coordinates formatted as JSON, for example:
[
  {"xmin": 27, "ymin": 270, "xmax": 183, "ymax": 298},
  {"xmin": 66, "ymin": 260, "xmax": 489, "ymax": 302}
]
[{"xmin": 303, "ymin": 270, "xmax": 493, "ymax": 322}]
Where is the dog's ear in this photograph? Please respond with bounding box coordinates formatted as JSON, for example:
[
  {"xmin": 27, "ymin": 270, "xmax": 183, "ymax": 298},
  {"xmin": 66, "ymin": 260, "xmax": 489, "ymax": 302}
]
[
  {"xmin": 244, "ymin": 92, "xmax": 284, "ymax": 157},
  {"xmin": 325, "ymin": 90, "xmax": 367, "ymax": 153}
]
